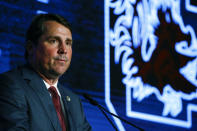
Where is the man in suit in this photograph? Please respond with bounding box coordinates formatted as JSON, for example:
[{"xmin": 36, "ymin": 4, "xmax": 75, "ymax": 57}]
[{"xmin": 0, "ymin": 14, "xmax": 91, "ymax": 131}]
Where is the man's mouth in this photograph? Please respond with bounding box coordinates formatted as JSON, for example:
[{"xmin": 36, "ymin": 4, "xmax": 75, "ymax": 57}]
[
  {"xmin": 57, "ymin": 59, "xmax": 67, "ymax": 62},
  {"xmin": 55, "ymin": 56, "xmax": 68, "ymax": 62}
]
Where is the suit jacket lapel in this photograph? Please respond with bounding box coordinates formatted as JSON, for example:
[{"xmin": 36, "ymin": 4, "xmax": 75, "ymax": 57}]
[
  {"xmin": 21, "ymin": 65, "xmax": 62, "ymax": 131},
  {"xmin": 58, "ymin": 84, "xmax": 76, "ymax": 131}
]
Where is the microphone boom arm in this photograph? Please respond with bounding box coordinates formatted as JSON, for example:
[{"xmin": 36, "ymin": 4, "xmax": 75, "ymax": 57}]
[{"xmin": 83, "ymin": 93, "xmax": 144, "ymax": 131}]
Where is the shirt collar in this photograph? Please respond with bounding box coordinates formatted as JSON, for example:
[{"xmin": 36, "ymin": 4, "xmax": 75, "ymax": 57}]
[{"xmin": 43, "ymin": 80, "xmax": 61, "ymax": 97}]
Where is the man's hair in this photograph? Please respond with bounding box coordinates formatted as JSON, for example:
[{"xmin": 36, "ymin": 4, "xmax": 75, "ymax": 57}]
[{"xmin": 25, "ymin": 13, "xmax": 72, "ymax": 59}]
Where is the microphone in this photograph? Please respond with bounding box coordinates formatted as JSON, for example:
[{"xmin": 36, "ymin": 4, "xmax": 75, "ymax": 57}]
[{"xmin": 83, "ymin": 93, "xmax": 144, "ymax": 131}]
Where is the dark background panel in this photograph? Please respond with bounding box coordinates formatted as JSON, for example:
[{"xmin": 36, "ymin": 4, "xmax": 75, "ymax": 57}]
[{"xmin": 0, "ymin": 0, "xmax": 110, "ymax": 130}]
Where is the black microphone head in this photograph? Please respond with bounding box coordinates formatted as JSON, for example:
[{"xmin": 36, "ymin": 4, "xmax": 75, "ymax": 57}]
[{"xmin": 83, "ymin": 93, "xmax": 98, "ymax": 106}]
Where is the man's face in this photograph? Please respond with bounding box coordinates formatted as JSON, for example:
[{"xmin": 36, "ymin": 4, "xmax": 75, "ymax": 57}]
[{"xmin": 31, "ymin": 21, "xmax": 72, "ymax": 79}]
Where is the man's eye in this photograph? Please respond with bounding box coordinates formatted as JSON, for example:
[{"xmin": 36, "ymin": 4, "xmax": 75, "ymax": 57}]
[
  {"xmin": 49, "ymin": 39, "xmax": 57, "ymax": 44},
  {"xmin": 66, "ymin": 41, "xmax": 72, "ymax": 46}
]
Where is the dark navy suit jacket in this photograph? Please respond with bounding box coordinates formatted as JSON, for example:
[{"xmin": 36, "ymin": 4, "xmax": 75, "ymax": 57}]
[{"xmin": 0, "ymin": 65, "xmax": 91, "ymax": 131}]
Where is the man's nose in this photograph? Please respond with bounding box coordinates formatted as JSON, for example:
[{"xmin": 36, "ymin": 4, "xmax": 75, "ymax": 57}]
[{"xmin": 58, "ymin": 43, "xmax": 67, "ymax": 54}]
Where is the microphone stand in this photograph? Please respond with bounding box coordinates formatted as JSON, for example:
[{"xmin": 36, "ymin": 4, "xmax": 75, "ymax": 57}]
[{"xmin": 83, "ymin": 93, "xmax": 144, "ymax": 131}]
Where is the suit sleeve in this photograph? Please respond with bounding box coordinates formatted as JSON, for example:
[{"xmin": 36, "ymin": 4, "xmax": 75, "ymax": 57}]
[{"xmin": 0, "ymin": 74, "xmax": 29, "ymax": 131}]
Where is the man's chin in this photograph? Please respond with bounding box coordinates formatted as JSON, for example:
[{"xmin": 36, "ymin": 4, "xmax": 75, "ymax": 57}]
[
  {"xmin": 47, "ymin": 70, "xmax": 63, "ymax": 79},
  {"xmin": 53, "ymin": 68, "xmax": 67, "ymax": 76}
]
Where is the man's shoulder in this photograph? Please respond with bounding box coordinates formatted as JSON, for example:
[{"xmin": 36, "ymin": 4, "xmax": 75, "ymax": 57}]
[
  {"xmin": 0, "ymin": 64, "xmax": 35, "ymax": 79},
  {"xmin": 1, "ymin": 65, "xmax": 26, "ymax": 77},
  {"xmin": 59, "ymin": 84, "xmax": 77, "ymax": 95},
  {"xmin": 58, "ymin": 84, "xmax": 80, "ymax": 100},
  {"xmin": 0, "ymin": 67, "xmax": 21, "ymax": 81},
  {"xmin": 0, "ymin": 65, "xmax": 32, "ymax": 87}
]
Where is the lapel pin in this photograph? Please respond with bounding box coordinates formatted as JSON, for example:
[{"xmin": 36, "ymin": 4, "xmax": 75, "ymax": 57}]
[{"xmin": 66, "ymin": 96, "xmax": 71, "ymax": 102}]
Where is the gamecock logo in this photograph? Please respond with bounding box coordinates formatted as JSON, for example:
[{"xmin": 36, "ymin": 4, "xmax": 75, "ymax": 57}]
[{"xmin": 105, "ymin": 0, "xmax": 197, "ymax": 130}]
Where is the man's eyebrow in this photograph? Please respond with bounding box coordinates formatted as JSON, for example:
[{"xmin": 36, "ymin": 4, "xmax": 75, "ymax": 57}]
[
  {"xmin": 65, "ymin": 38, "xmax": 72, "ymax": 42},
  {"xmin": 46, "ymin": 36, "xmax": 72, "ymax": 41},
  {"xmin": 46, "ymin": 36, "xmax": 58, "ymax": 39}
]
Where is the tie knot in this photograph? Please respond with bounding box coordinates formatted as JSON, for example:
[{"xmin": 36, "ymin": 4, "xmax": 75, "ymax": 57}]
[{"xmin": 48, "ymin": 86, "xmax": 58, "ymax": 97}]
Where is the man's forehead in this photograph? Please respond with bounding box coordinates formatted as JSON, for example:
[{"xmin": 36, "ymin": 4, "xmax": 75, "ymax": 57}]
[
  {"xmin": 43, "ymin": 21, "xmax": 71, "ymax": 34},
  {"xmin": 42, "ymin": 21, "xmax": 72, "ymax": 39}
]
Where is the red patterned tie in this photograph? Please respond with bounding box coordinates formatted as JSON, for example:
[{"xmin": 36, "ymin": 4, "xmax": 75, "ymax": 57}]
[{"xmin": 48, "ymin": 86, "xmax": 66, "ymax": 131}]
